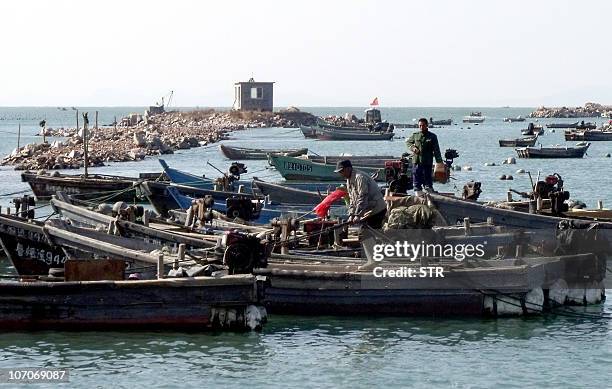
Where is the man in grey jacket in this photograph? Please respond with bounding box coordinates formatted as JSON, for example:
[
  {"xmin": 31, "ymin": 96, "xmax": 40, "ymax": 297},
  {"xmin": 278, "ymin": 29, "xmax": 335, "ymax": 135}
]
[{"xmin": 335, "ymin": 160, "xmax": 387, "ymax": 229}]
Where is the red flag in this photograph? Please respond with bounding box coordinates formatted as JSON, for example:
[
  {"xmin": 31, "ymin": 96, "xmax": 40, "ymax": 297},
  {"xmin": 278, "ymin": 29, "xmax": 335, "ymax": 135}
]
[
  {"xmin": 313, "ymin": 189, "xmax": 348, "ymax": 218},
  {"xmin": 370, "ymin": 97, "xmax": 379, "ymax": 106}
]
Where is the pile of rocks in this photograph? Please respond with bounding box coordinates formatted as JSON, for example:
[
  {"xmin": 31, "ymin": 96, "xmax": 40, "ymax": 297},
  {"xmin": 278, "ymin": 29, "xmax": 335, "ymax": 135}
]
[
  {"xmin": 529, "ymin": 102, "xmax": 612, "ymax": 118},
  {"xmin": 1, "ymin": 109, "xmax": 317, "ymax": 171}
]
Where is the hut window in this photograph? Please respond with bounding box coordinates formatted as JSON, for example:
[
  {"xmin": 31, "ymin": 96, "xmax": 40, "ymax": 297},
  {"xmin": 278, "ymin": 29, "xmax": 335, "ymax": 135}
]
[{"xmin": 250, "ymin": 87, "xmax": 263, "ymax": 99}]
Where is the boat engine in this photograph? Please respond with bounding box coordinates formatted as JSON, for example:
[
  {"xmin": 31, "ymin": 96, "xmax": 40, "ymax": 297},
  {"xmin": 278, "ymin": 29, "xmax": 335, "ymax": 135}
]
[
  {"xmin": 534, "ymin": 173, "xmax": 569, "ymax": 215},
  {"xmin": 226, "ymin": 196, "xmax": 257, "ymax": 220},
  {"xmin": 385, "ymin": 156, "xmax": 413, "ymax": 193},
  {"xmin": 462, "ymin": 181, "xmax": 482, "ymax": 201},
  {"xmin": 444, "ymin": 148, "xmax": 459, "ymax": 170},
  {"xmin": 228, "ymin": 162, "xmax": 247, "ymax": 180},
  {"xmin": 217, "ymin": 231, "xmax": 269, "ymax": 274}
]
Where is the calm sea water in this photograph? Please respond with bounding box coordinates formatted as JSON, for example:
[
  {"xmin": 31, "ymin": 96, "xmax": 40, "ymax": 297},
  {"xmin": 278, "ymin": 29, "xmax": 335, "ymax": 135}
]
[{"xmin": 0, "ymin": 107, "xmax": 611, "ymax": 388}]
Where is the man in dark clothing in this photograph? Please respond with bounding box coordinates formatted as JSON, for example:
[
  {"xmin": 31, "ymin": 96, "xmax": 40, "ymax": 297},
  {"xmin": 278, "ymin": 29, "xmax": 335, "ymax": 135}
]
[
  {"xmin": 406, "ymin": 118, "xmax": 443, "ymax": 195},
  {"xmin": 335, "ymin": 160, "xmax": 387, "ymax": 229}
]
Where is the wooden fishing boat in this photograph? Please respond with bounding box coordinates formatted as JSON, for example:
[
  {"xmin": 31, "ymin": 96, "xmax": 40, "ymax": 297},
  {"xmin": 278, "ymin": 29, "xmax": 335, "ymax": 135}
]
[
  {"xmin": 503, "ymin": 116, "xmax": 526, "ymax": 122},
  {"xmin": 564, "ymin": 129, "xmax": 612, "ymax": 141},
  {"xmin": 255, "ymin": 252, "xmax": 604, "ymax": 316},
  {"xmin": 268, "ymin": 155, "xmax": 385, "ymax": 182},
  {"xmin": 431, "ymin": 119, "xmax": 452, "ymax": 125},
  {"xmin": 50, "ymin": 196, "xmax": 219, "ymax": 249},
  {"xmin": 515, "ymin": 143, "xmax": 590, "ymax": 158},
  {"xmin": 20, "ymin": 171, "xmax": 164, "ymax": 201},
  {"xmin": 426, "ymin": 192, "xmax": 612, "ymax": 235},
  {"xmin": 0, "ymin": 274, "xmax": 266, "ymax": 331},
  {"xmin": 158, "ymin": 159, "xmax": 330, "ymax": 193},
  {"xmin": 316, "ymin": 127, "xmax": 395, "ymax": 141},
  {"xmin": 521, "ymin": 127, "xmax": 545, "ymax": 136},
  {"xmin": 546, "ymin": 122, "xmax": 579, "ymax": 129},
  {"xmin": 219, "ymin": 144, "xmax": 308, "ymax": 160},
  {"xmin": 498, "ymin": 135, "xmax": 538, "ymax": 147},
  {"xmin": 300, "ymin": 125, "xmax": 318, "ymax": 138},
  {"xmin": 0, "ymin": 214, "xmax": 66, "ymax": 275}
]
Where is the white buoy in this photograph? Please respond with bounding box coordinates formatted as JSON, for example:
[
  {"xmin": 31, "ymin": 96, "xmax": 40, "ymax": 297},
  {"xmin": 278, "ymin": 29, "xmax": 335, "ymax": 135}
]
[
  {"xmin": 585, "ymin": 281, "xmax": 604, "ymax": 305},
  {"xmin": 245, "ymin": 305, "xmax": 265, "ymax": 330},
  {"xmin": 548, "ymin": 279, "xmax": 568, "ymax": 306},
  {"xmin": 463, "ymin": 165, "xmax": 472, "ymax": 171},
  {"xmin": 516, "ymin": 169, "xmax": 525, "ymax": 174},
  {"xmin": 566, "ymin": 288, "xmax": 585, "ymax": 305},
  {"xmin": 507, "ymin": 157, "xmax": 516, "ymax": 164},
  {"xmin": 484, "ymin": 294, "xmax": 523, "ymax": 316},
  {"xmin": 524, "ymin": 288, "xmax": 544, "ymax": 313}
]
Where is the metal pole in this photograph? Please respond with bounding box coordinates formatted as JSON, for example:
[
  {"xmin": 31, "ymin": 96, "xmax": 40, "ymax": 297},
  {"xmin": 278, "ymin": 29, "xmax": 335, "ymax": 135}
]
[
  {"xmin": 17, "ymin": 122, "xmax": 21, "ymax": 149},
  {"xmin": 83, "ymin": 113, "xmax": 88, "ymax": 178},
  {"xmin": 76, "ymin": 109, "xmax": 79, "ymax": 131},
  {"xmin": 95, "ymin": 111, "xmax": 98, "ymax": 130}
]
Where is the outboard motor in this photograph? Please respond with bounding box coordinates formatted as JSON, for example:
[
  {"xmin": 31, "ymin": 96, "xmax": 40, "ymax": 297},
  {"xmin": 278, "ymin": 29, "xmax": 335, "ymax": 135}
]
[
  {"xmin": 228, "ymin": 162, "xmax": 247, "ymax": 180},
  {"xmin": 216, "ymin": 231, "xmax": 270, "ymax": 274},
  {"xmin": 226, "ymin": 196, "xmax": 256, "ymax": 220},
  {"xmin": 534, "ymin": 173, "xmax": 569, "ymax": 215},
  {"xmin": 462, "ymin": 181, "xmax": 482, "ymax": 200},
  {"xmin": 444, "ymin": 149, "xmax": 459, "ymax": 170}
]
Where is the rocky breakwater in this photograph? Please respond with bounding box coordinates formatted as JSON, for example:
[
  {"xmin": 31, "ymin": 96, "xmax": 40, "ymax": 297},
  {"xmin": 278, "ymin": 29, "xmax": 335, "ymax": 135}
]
[
  {"xmin": 529, "ymin": 102, "xmax": 612, "ymax": 118},
  {"xmin": 1, "ymin": 109, "xmax": 317, "ymax": 171}
]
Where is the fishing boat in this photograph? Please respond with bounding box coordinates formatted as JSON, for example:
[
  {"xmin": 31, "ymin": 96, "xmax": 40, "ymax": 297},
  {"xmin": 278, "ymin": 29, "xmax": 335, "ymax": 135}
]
[
  {"xmin": 268, "ymin": 155, "xmax": 385, "ymax": 182},
  {"xmin": 0, "ymin": 214, "xmax": 66, "ymax": 275},
  {"xmin": 219, "ymin": 144, "xmax": 308, "ymax": 160},
  {"xmin": 0, "ymin": 274, "xmax": 265, "ymax": 331},
  {"xmin": 575, "ymin": 122, "xmax": 597, "ymax": 130},
  {"xmin": 158, "ymin": 159, "xmax": 336, "ymax": 193},
  {"xmin": 255, "ymin": 252, "xmax": 604, "ymax": 316},
  {"xmin": 21, "ymin": 171, "xmax": 164, "ymax": 201},
  {"xmin": 316, "ymin": 127, "xmax": 395, "ymax": 141},
  {"xmin": 515, "ymin": 143, "xmax": 590, "ymax": 159},
  {"xmin": 503, "ymin": 116, "xmax": 526, "ymax": 122},
  {"xmin": 50, "ymin": 195, "xmax": 219, "ymax": 249},
  {"xmin": 498, "ymin": 135, "xmax": 538, "ymax": 147},
  {"xmin": 564, "ymin": 129, "xmax": 612, "ymax": 141},
  {"xmin": 431, "ymin": 119, "xmax": 452, "ymax": 126},
  {"xmin": 300, "ymin": 125, "xmax": 318, "ymax": 138},
  {"xmin": 521, "ymin": 124, "xmax": 545, "ymax": 136},
  {"xmin": 462, "ymin": 112, "xmax": 485, "ymax": 123},
  {"xmin": 546, "ymin": 122, "xmax": 579, "ymax": 129},
  {"xmin": 426, "ymin": 192, "xmax": 612, "ymax": 236}
]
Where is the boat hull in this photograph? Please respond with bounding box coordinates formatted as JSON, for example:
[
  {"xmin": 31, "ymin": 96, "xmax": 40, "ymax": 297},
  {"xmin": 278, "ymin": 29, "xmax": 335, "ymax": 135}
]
[
  {"xmin": 269, "ymin": 155, "xmax": 385, "ymax": 182},
  {"xmin": 0, "ymin": 275, "xmax": 264, "ymax": 331},
  {"xmin": 219, "ymin": 144, "xmax": 308, "ymax": 160},
  {"xmin": 21, "ymin": 172, "xmax": 143, "ymax": 202},
  {"xmin": 515, "ymin": 144, "xmax": 589, "ymax": 158}
]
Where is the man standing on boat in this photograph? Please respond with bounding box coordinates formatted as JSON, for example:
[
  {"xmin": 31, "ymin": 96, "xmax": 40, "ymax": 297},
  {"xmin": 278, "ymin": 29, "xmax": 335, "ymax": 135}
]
[
  {"xmin": 406, "ymin": 118, "xmax": 443, "ymax": 195},
  {"xmin": 334, "ymin": 160, "xmax": 387, "ymax": 228}
]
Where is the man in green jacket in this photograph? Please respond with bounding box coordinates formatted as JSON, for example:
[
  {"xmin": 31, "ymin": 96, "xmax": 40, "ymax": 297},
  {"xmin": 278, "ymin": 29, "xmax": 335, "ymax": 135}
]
[{"xmin": 406, "ymin": 118, "xmax": 443, "ymax": 195}]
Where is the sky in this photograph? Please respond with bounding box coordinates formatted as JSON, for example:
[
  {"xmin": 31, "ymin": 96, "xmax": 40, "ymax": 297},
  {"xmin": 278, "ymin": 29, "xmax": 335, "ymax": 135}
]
[{"xmin": 1, "ymin": 0, "xmax": 611, "ymax": 107}]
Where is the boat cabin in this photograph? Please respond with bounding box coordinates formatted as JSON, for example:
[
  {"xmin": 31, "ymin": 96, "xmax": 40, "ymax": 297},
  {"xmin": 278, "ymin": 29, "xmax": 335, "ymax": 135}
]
[{"xmin": 364, "ymin": 108, "xmax": 382, "ymax": 123}]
